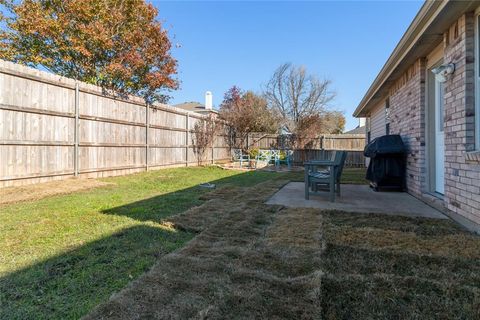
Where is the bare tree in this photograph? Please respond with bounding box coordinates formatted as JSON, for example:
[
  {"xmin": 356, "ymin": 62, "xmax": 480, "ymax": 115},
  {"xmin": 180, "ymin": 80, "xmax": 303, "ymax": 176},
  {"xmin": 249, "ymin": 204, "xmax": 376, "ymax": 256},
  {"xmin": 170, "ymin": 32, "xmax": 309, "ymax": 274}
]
[
  {"xmin": 264, "ymin": 63, "xmax": 336, "ymax": 130},
  {"xmin": 192, "ymin": 114, "xmax": 218, "ymax": 166}
]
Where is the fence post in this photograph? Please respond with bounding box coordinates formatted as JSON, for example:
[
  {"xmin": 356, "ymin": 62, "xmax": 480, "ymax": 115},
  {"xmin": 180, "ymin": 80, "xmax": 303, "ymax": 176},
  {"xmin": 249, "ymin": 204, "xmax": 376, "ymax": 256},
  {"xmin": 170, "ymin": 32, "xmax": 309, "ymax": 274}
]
[
  {"xmin": 320, "ymin": 135, "xmax": 324, "ymax": 150},
  {"xmin": 74, "ymin": 83, "xmax": 79, "ymax": 177},
  {"xmin": 145, "ymin": 104, "xmax": 149, "ymax": 171},
  {"xmin": 185, "ymin": 113, "xmax": 189, "ymax": 166},
  {"xmin": 211, "ymin": 132, "xmax": 215, "ymax": 165}
]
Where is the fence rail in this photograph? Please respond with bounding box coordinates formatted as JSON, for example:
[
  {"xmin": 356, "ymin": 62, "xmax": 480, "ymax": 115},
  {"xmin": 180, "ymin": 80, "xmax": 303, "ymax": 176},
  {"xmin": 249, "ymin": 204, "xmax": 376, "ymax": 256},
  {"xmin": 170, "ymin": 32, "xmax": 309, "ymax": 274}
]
[
  {"xmin": 0, "ymin": 60, "xmax": 230, "ymax": 187},
  {"xmin": 246, "ymin": 133, "xmax": 366, "ymax": 151},
  {"xmin": 291, "ymin": 149, "xmax": 365, "ymax": 168},
  {"xmin": 245, "ymin": 132, "xmax": 366, "ymax": 167}
]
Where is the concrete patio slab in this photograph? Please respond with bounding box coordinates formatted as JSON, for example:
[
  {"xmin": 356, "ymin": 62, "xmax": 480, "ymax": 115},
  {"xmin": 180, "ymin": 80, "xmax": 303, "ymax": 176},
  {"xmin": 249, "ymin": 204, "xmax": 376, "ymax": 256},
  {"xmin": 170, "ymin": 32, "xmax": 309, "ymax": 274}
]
[{"xmin": 266, "ymin": 182, "xmax": 447, "ymax": 219}]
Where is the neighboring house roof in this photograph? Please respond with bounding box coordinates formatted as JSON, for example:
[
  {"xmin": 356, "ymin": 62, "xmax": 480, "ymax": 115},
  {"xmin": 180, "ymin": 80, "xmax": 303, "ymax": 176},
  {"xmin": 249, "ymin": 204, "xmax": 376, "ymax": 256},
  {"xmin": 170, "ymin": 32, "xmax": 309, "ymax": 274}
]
[
  {"xmin": 344, "ymin": 125, "xmax": 366, "ymax": 135},
  {"xmin": 174, "ymin": 102, "xmax": 218, "ymax": 114},
  {"xmin": 353, "ymin": 0, "xmax": 479, "ymax": 118},
  {"xmin": 174, "ymin": 101, "xmax": 203, "ymax": 112}
]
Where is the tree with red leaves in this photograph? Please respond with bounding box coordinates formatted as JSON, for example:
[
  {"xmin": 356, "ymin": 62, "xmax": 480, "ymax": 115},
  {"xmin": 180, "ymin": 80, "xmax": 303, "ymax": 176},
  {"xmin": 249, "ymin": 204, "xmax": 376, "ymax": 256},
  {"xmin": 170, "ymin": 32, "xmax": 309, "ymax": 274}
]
[
  {"xmin": 0, "ymin": 0, "xmax": 178, "ymax": 104},
  {"xmin": 220, "ymin": 86, "xmax": 279, "ymax": 150}
]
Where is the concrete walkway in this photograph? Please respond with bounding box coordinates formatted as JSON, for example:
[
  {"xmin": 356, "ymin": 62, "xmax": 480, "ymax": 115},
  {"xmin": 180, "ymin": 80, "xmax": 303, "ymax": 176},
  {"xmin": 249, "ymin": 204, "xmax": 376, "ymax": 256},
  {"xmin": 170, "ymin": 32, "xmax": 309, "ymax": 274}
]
[{"xmin": 266, "ymin": 182, "xmax": 447, "ymax": 219}]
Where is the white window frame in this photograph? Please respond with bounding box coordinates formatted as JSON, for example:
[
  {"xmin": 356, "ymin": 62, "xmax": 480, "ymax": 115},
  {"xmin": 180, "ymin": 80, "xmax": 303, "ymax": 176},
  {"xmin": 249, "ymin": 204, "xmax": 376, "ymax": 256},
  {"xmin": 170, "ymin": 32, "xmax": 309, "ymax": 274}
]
[{"xmin": 475, "ymin": 11, "xmax": 480, "ymax": 149}]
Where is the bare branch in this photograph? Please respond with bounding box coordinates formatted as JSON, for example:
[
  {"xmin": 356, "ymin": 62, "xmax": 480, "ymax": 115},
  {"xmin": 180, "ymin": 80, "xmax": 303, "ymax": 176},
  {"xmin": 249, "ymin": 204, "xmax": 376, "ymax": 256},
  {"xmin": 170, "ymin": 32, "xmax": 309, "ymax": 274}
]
[
  {"xmin": 263, "ymin": 63, "xmax": 344, "ymax": 144},
  {"xmin": 192, "ymin": 115, "xmax": 219, "ymax": 166}
]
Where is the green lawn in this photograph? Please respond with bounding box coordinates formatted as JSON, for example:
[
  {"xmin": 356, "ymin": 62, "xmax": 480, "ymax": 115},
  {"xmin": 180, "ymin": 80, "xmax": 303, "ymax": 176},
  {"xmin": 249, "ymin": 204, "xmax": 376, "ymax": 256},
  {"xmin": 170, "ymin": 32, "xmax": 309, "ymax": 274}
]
[
  {"xmin": 0, "ymin": 166, "xmax": 296, "ymax": 319},
  {"xmin": 340, "ymin": 167, "xmax": 369, "ymax": 184},
  {"xmin": 8, "ymin": 166, "xmax": 476, "ymax": 319},
  {"xmin": 0, "ymin": 166, "xmax": 366, "ymax": 319},
  {"xmin": 84, "ymin": 170, "xmax": 480, "ymax": 320}
]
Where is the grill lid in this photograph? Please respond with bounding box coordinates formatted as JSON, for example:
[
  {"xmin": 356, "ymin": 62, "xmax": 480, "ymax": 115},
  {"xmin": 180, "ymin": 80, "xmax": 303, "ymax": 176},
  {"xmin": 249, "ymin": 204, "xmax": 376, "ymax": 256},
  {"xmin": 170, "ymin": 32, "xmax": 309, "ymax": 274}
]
[{"xmin": 364, "ymin": 134, "xmax": 406, "ymax": 157}]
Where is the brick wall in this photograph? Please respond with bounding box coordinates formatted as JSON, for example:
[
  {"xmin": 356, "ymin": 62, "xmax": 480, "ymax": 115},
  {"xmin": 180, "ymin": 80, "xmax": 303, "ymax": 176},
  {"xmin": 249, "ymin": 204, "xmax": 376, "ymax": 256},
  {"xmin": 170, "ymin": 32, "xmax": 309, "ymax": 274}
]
[
  {"xmin": 388, "ymin": 59, "xmax": 427, "ymax": 196},
  {"xmin": 443, "ymin": 13, "xmax": 480, "ymax": 225},
  {"xmin": 382, "ymin": 13, "xmax": 480, "ymax": 227}
]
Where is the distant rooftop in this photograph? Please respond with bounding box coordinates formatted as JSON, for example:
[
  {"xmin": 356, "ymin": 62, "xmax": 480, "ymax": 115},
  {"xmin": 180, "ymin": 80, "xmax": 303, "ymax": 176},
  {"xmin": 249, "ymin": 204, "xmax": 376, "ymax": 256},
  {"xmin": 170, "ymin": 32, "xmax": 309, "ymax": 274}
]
[
  {"xmin": 174, "ymin": 101, "xmax": 218, "ymax": 114},
  {"xmin": 344, "ymin": 125, "xmax": 366, "ymax": 135}
]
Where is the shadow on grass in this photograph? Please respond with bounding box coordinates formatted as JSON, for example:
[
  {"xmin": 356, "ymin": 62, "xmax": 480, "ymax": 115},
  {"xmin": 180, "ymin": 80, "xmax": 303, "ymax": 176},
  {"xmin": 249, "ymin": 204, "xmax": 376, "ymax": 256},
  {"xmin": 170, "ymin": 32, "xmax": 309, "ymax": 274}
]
[
  {"xmin": 100, "ymin": 170, "xmax": 291, "ymax": 224},
  {"xmin": 0, "ymin": 170, "xmax": 289, "ymax": 319},
  {"xmin": 99, "ymin": 168, "xmax": 363, "ymax": 226},
  {"xmin": 0, "ymin": 225, "xmax": 191, "ymax": 319}
]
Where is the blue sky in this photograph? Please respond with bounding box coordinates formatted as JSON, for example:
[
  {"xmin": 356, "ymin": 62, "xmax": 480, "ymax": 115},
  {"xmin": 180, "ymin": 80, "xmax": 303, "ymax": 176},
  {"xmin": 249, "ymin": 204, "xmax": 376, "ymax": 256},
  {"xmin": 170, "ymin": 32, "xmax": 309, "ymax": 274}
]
[{"xmin": 154, "ymin": 0, "xmax": 423, "ymax": 131}]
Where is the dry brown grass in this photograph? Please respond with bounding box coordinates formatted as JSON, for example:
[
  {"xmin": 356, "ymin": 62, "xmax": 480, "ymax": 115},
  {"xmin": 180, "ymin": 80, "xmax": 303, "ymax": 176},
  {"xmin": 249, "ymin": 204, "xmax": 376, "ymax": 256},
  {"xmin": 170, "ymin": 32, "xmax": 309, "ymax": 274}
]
[
  {"xmin": 266, "ymin": 207, "xmax": 322, "ymax": 249},
  {"xmin": 85, "ymin": 181, "xmax": 480, "ymax": 320},
  {"xmin": 85, "ymin": 178, "xmax": 324, "ymax": 319},
  {"xmin": 0, "ymin": 178, "xmax": 113, "ymax": 205},
  {"xmin": 327, "ymin": 227, "xmax": 480, "ymax": 259},
  {"xmin": 321, "ymin": 210, "xmax": 480, "ymax": 319},
  {"xmin": 166, "ymin": 180, "xmax": 287, "ymax": 233},
  {"xmin": 322, "ymin": 273, "xmax": 480, "ymax": 320}
]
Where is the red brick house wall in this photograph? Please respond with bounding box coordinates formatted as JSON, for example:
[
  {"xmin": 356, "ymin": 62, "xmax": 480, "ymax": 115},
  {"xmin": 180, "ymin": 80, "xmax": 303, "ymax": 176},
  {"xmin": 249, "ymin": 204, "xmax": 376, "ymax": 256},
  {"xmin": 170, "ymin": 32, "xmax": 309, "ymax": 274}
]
[
  {"xmin": 368, "ymin": 12, "xmax": 480, "ymax": 227},
  {"xmin": 443, "ymin": 13, "xmax": 480, "ymax": 225},
  {"xmin": 388, "ymin": 59, "xmax": 427, "ymax": 196}
]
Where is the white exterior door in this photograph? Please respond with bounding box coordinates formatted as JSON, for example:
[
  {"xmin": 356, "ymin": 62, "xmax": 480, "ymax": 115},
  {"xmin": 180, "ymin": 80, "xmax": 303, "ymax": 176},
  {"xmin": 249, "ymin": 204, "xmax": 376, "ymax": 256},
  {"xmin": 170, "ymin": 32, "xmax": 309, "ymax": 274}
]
[{"xmin": 434, "ymin": 79, "xmax": 445, "ymax": 194}]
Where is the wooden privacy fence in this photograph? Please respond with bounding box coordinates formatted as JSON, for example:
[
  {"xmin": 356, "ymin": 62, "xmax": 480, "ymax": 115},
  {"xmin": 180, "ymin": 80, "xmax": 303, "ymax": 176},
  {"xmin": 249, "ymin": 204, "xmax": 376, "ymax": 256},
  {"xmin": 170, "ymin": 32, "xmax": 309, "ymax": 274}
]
[
  {"xmin": 291, "ymin": 150, "xmax": 365, "ymax": 168},
  {"xmin": 246, "ymin": 133, "xmax": 366, "ymax": 167},
  {"xmin": 0, "ymin": 61, "xmax": 231, "ymax": 187},
  {"xmin": 0, "ymin": 60, "xmax": 367, "ymax": 188},
  {"xmin": 246, "ymin": 133, "xmax": 366, "ymax": 150}
]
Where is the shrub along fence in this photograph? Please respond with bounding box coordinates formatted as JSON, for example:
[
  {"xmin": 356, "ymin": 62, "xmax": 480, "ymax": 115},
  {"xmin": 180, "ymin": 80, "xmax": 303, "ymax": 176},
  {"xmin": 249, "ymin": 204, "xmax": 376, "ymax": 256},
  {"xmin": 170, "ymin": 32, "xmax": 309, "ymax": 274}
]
[
  {"xmin": 0, "ymin": 60, "xmax": 230, "ymax": 187},
  {"xmin": 246, "ymin": 133, "xmax": 366, "ymax": 167}
]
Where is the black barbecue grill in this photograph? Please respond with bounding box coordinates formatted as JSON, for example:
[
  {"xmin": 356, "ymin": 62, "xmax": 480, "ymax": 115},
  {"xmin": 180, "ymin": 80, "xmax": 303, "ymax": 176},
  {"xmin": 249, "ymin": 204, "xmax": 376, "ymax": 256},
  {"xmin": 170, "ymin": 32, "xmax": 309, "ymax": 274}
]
[{"xmin": 364, "ymin": 134, "xmax": 407, "ymax": 191}]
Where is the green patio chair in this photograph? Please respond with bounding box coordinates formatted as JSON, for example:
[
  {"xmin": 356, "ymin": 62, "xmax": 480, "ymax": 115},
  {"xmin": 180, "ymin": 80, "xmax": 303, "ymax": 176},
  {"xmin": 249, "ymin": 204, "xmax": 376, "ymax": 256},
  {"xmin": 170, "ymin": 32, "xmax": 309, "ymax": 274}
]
[
  {"xmin": 304, "ymin": 151, "xmax": 348, "ymax": 202},
  {"xmin": 255, "ymin": 149, "xmax": 274, "ymax": 168},
  {"xmin": 275, "ymin": 149, "xmax": 293, "ymax": 169},
  {"xmin": 270, "ymin": 149, "xmax": 280, "ymax": 166}
]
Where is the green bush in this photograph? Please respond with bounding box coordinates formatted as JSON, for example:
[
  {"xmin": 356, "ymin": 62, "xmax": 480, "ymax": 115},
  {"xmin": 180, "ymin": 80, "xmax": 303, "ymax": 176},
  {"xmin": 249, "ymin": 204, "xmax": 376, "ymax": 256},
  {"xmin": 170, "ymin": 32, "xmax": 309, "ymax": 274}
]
[{"xmin": 248, "ymin": 147, "xmax": 260, "ymax": 159}]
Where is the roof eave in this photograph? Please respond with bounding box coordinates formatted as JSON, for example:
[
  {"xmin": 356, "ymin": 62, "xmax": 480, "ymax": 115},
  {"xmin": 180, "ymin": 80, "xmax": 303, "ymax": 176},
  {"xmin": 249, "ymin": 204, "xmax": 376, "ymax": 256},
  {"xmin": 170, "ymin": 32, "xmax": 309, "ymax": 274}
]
[{"xmin": 353, "ymin": 0, "xmax": 448, "ymax": 118}]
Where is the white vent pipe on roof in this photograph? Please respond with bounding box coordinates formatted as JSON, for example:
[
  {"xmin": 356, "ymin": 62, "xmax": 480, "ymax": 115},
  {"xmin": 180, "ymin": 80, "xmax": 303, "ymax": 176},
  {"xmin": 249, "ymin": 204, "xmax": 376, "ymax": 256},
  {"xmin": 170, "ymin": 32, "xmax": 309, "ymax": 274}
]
[{"xmin": 205, "ymin": 91, "xmax": 213, "ymax": 110}]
